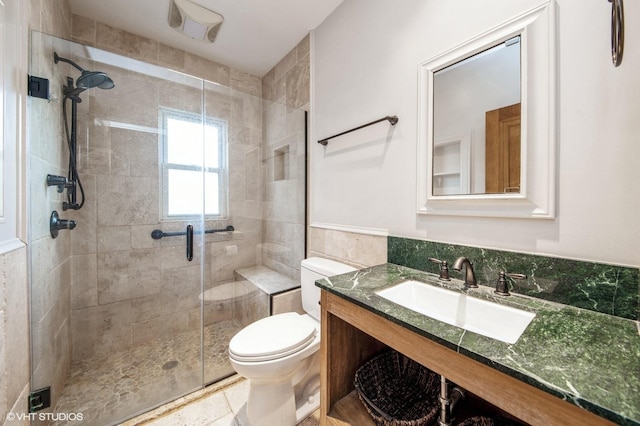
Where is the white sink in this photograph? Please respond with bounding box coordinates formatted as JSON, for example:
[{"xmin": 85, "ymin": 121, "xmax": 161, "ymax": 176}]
[{"xmin": 376, "ymin": 280, "xmax": 535, "ymax": 344}]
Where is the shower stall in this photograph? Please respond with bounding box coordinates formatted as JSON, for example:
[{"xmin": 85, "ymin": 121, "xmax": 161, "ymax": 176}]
[{"xmin": 28, "ymin": 32, "xmax": 307, "ymax": 425}]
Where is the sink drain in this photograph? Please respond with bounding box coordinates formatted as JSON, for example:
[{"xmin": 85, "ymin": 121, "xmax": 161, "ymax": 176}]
[{"xmin": 162, "ymin": 360, "xmax": 179, "ymax": 370}]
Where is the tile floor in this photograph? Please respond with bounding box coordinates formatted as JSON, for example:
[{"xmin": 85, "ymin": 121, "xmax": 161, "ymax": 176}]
[
  {"xmin": 122, "ymin": 377, "xmax": 320, "ymax": 426},
  {"xmin": 53, "ymin": 320, "xmax": 244, "ymax": 426}
]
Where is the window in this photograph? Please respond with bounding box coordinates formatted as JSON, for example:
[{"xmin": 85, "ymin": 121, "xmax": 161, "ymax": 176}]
[{"xmin": 161, "ymin": 108, "xmax": 227, "ymax": 219}]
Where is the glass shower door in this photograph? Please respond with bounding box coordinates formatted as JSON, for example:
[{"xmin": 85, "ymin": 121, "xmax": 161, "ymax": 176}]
[{"xmin": 28, "ymin": 32, "xmax": 208, "ymax": 425}]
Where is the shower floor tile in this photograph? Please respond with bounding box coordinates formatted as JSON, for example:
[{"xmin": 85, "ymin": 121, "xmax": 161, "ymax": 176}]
[{"xmin": 53, "ymin": 320, "xmax": 244, "ymax": 426}]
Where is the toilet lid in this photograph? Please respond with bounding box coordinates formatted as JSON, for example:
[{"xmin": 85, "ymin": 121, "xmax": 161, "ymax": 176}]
[{"xmin": 229, "ymin": 312, "xmax": 317, "ymax": 362}]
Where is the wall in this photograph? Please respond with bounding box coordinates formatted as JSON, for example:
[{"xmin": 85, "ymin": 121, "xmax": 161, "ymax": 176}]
[
  {"xmin": 2, "ymin": 1, "xmax": 74, "ymax": 423},
  {"xmin": 261, "ymin": 35, "xmax": 310, "ymax": 279},
  {"xmin": 389, "ymin": 237, "xmax": 638, "ymax": 320},
  {"xmin": 23, "ymin": 9, "xmax": 318, "ymax": 420},
  {"xmin": 0, "ymin": 0, "xmax": 29, "ymax": 421},
  {"xmin": 2, "ymin": 0, "xmax": 70, "ymax": 424},
  {"xmin": 0, "ymin": 249, "xmax": 29, "ymax": 425},
  {"xmin": 308, "ymin": 226, "xmax": 387, "ymax": 269},
  {"xmin": 29, "ymin": 30, "xmax": 75, "ymax": 415},
  {"xmin": 24, "ymin": 8, "xmax": 266, "ymax": 416},
  {"xmin": 259, "ymin": 34, "xmax": 390, "ymax": 272},
  {"xmin": 63, "ymin": 15, "xmax": 263, "ymax": 362},
  {"xmin": 311, "ymin": 0, "xmax": 640, "ymax": 268}
]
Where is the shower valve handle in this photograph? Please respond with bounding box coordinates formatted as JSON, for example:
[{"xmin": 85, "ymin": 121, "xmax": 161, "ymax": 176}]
[{"xmin": 50, "ymin": 211, "xmax": 76, "ymax": 239}]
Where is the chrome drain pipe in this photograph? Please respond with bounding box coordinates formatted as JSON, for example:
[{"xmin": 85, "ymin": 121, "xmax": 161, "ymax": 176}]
[
  {"xmin": 450, "ymin": 386, "xmax": 466, "ymax": 415},
  {"xmin": 439, "ymin": 375, "xmax": 466, "ymax": 426},
  {"xmin": 439, "ymin": 375, "xmax": 451, "ymax": 426}
]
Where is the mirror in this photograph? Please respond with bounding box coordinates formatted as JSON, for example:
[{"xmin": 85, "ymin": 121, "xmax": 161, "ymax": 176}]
[
  {"xmin": 433, "ymin": 37, "xmax": 521, "ymax": 195},
  {"xmin": 417, "ymin": 1, "xmax": 556, "ymax": 219}
]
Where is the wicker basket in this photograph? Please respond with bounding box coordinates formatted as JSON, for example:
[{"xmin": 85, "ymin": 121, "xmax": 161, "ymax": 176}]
[
  {"xmin": 354, "ymin": 350, "xmax": 440, "ymax": 426},
  {"xmin": 457, "ymin": 416, "xmax": 519, "ymax": 426}
]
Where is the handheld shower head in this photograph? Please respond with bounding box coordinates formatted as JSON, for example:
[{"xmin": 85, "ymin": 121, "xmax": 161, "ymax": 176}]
[{"xmin": 53, "ymin": 52, "xmax": 116, "ymax": 214}]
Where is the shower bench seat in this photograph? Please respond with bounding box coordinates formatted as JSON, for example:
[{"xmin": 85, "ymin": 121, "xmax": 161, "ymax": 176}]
[{"xmin": 235, "ymin": 266, "xmax": 303, "ymax": 315}]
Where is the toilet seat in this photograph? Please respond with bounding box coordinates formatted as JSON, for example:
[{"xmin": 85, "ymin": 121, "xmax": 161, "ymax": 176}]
[{"xmin": 229, "ymin": 312, "xmax": 317, "ymax": 362}]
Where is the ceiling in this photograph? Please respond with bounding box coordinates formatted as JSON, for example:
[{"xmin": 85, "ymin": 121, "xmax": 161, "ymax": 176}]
[{"xmin": 69, "ymin": 0, "xmax": 343, "ymax": 77}]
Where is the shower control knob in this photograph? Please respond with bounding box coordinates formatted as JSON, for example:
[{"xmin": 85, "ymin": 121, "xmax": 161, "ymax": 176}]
[
  {"xmin": 46, "ymin": 174, "xmax": 72, "ymax": 193},
  {"xmin": 50, "ymin": 210, "xmax": 77, "ymax": 239}
]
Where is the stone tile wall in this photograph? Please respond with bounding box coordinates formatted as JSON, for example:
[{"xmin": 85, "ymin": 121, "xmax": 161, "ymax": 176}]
[
  {"xmin": 27, "ymin": 1, "xmax": 74, "ymax": 419},
  {"xmin": 308, "ymin": 227, "xmax": 388, "ymax": 269},
  {"xmin": 260, "ymin": 36, "xmax": 310, "ymax": 280},
  {"xmin": 24, "ymin": 7, "xmax": 310, "ymax": 418},
  {"xmin": 70, "ymin": 14, "xmax": 260, "ymax": 92},
  {"xmin": 54, "ymin": 30, "xmax": 265, "ymax": 360},
  {"xmin": 0, "ymin": 248, "xmax": 31, "ymax": 425},
  {"xmin": 388, "ymin": 236, "xmax": 640, "ymax": 320}
]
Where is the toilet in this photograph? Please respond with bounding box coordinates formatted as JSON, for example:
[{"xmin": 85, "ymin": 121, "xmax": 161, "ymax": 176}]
[{"xmin": 228, "ymin": 257, "xmax": 357, "ymax": 426}]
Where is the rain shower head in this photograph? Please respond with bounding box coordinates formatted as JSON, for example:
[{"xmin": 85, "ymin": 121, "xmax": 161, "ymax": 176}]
[
  {"xmin": 77, "ymin": 70, "xmax": 115, "ymax": 90},
  {"xmin": 54, "ymin": 52, "xmax": 115, "ymax": 91}
]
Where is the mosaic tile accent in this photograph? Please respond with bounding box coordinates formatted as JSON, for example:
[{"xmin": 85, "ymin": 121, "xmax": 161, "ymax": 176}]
[{"xmin": 388, "ymin": 237, "xmax": 639, "ymax": 320}]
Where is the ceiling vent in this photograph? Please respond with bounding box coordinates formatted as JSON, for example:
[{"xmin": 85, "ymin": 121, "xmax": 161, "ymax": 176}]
[{"xmin": 168, "ymin": 0, "xmax": 224, "ymax": 43}]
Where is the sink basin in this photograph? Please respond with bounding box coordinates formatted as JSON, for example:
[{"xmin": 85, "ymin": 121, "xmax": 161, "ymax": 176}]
[{"xmin": 376, "ymin": 280, "xmax": 535, "ymax": 344}]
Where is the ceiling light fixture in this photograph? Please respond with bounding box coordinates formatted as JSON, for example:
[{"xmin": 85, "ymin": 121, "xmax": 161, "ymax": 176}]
[{"xmin": 168, "ymin": 0, "xmax": 224, "ymax": 43}]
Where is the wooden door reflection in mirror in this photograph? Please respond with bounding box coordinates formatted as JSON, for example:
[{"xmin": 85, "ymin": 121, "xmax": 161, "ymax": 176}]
[{"xmin": 485, "ymin": 103, "xmax": 521, "ymax": 193}]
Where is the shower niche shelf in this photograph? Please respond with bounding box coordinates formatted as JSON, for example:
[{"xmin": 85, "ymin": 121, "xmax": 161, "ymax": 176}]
[{"xmin": 274, "ymin": 144, "xmax": 291, "ymax": 181}]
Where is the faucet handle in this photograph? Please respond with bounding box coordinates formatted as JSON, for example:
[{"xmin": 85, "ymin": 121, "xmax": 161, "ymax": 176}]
[
  {"xmin": 428, "ymin": 257, "xmax": 450, "ymax": 281},
  {"xmin": 494, "ymin": 271, "xmax": 527, "ymax": 296}
]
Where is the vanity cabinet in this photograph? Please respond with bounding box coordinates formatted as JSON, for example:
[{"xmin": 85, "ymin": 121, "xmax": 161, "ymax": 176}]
[{"xmin": 319, "ymin": 290, "xmax": 614, "ymax": 426}]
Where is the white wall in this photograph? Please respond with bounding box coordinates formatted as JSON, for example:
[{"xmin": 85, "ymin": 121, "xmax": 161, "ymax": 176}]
[
  {"xmin": 310, "ymin": 0, "xmax": 640, "ymax": 267},
  {"xmin": 1, "ymin": 0, "xmax": 30, "ymax": 423}
]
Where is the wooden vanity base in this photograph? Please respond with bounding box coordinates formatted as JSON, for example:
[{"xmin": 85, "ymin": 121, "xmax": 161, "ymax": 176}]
[{"xmin": 319, "ymin": 291, "xmax": 614, "ymax": 426}]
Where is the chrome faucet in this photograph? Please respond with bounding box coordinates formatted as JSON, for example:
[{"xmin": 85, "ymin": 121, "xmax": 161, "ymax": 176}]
[{"xmin": 452, "ymin": 256, "xmax": 478, "ymax": 288}]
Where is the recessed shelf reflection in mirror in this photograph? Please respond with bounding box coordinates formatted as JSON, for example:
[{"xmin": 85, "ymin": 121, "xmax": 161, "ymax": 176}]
[
  {"xmin": 433, "ymin": 132, "xmax": 470, "ymax": 196},
  {"xmin": 376, "ymin": 280, "xmax": 535, "ymax": 344}
]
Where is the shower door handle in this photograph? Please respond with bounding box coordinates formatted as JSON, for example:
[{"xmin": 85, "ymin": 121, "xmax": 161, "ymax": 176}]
[{"xmin": 186, "ymin": 224, "xmax": 194, "ymax": 261}]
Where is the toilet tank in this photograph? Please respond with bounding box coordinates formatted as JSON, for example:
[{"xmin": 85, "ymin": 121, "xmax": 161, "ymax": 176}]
[{"xmin": 300, "ymin": 257, "xmax": 357, "ymax": 321}]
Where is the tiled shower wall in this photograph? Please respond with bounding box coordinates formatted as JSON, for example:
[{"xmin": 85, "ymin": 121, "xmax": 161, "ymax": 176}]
[
  {"xmin": 64, "ymin": 15, "xmax": 264, "ymax": 361},
  {"xmin": 28, "ymin": 11, "xmax": 267, "ymax": 414},
  {"xmin": 260, "ymin": 36, "xmax": 310, "ymax": 280},
  {"xmin": 26, "ymin": 9, "xmax": 313, "ymax": 417},
  {"xmin": 27, "ymin": 0, "xmax": 74, "ymax": 415}
]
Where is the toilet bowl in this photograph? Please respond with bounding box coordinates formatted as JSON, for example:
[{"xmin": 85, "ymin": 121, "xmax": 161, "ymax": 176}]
[{"xmin": 228, "ymin": 257, "xmax": 356, "ymax": 426}]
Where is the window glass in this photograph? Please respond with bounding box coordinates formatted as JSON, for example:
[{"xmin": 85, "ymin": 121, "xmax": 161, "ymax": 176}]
[{"xmin": 161, "ymin": 109, "xmax": 226, "ymax": 219}]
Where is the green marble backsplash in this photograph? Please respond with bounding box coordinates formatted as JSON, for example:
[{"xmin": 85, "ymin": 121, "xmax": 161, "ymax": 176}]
[{"xmin": 388, "ymin": 237, "xmax": 639, "ymax": 320}]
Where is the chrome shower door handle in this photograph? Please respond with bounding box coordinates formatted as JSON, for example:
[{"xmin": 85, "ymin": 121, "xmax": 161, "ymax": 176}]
[{"xmin": 186, "ymin": 224, "xmax": 194, "ymax": 261}]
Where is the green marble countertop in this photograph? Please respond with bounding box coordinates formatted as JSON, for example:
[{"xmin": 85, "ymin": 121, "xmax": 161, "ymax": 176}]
[{"xmin": 316, "ymin": 263, "xmax": 640, "ymax": 426}]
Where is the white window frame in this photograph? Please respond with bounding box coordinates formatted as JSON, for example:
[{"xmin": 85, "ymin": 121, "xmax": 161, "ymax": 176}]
[
  {"xmin": 0, "ymin": 0, "xmax": 28, "ymax": 254},
  {"xmin": 160, "ymin": 108, "xmax": 228, "ymax": 220}
]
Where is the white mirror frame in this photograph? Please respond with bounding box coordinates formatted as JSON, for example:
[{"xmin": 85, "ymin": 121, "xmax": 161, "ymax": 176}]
[{"xmin": 417, "ymin": 1, "xmax": 556, "ymax": 219}]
